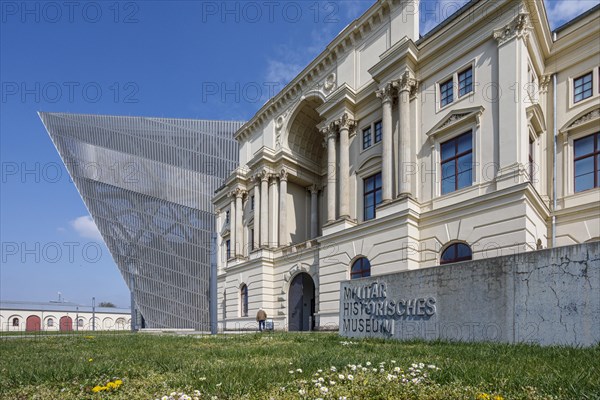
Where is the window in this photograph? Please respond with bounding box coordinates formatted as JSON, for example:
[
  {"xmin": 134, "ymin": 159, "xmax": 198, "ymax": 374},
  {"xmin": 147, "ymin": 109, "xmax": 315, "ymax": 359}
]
[
  {"xmin": 47, "ymin": 318, "xmax": 54, "ymax": 327},
  {"xmin": 12, "ymin": 318, "xmax": 19, "ymax": 327},
  {"xmin": 226, "ymin": 239, "xmax": 231, "ymax": 259},
  {"xmin": 574, "ymin": 72, "xmax": 593, "ymax": 103},
  {"xmin": 351, "ymin": 257, "xmax": 371, "ymax": 279},
  {"xmin": 440, "ymin": 78, "xmax": 454, "ymax": 107},
  {"xmin": 458, "ymin": 67, "xmax": 473, "ymax": 97},
  {"xmin": 240, "ymin": 284, "xmax": 248, "ymax": 317},
  {"xmin": 363, "ymin": 127, "xmax": 372, "ymax": 149},
  {"xmin": 363, "ymin": 172, "xmax": 382, "ymax": 221},
  {"xmin": 374, "ymin": 120, "xmax": 382, "ymax": 143},
  {"xmin": 440, "ymin": 243, "xmax": 472, "ymax": 264},
  {"xmin": 529, "ymin": 137, "xmax": 535, "ymax": 181},
  {"xmin": 250, "ymin": 229, "xmax": 254, "ymax": 251},
  {"xmin": 225, "ymin": 211, "xmax": 230, "ymax": 224},
  {"xmin": 574, "ymin": 132, "xmax": 600, "ymax": 192},
  {"xmin": 250, "ymin": 196, "xmax": 255, "ymax": 210},
  {"xmin": 441, "ymin": 131, "xmax": 473, "ymax": 195}
]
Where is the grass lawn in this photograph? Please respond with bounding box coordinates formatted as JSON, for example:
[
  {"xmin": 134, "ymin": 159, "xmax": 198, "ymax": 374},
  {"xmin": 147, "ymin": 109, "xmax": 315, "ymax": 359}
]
[{"xmin": 0, "ymin": 332, "xmax": 598, "ymax": 399}]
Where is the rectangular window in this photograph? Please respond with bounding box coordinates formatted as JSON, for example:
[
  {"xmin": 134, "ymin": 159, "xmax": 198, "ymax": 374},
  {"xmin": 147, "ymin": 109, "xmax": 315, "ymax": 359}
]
[
  {"xmin": 458, "ymin": 67, "xmax": 473, "ymax": 97},
  {"xmin": 225, "ymin": 211, "xmax": 230, "ymax": 224},
  {"xmin": 250, "ymin": 229, "xmax": 254, "ymax": 251},
  {"xmin": 574, "ymin": 72, "xmax": 593, "ymax": 103},
  {"xmin": 363, "ymin": 127, "xmax": 372, "ymax": 149},
  {"xmin": 529, "ymin": 137, "xmax": 535, "ymax": 182},
  {"xmin": 374, "ymin": 120, "xmax": 382, "ymax": 143},
  {"xmin": 363, "ymin": 172, "xmax": 382, "ymax": 221},
  {"xmin": 251, "ymin": 196, "xmax": 255, "ymax": 210},
  {"xmin": 441, "ymin": 131, "xmax": 473, "ymax": 195},
  {"xmin": 440, "ymin": 78, "xmax": 454, "ymax": 107},
  {"xmin": 226, "ymin": 239, "xmax": 231, "ymax": 259},
  {"xmin": 574, "ymin": 132, "xmax": 600, "ymax": 192}
]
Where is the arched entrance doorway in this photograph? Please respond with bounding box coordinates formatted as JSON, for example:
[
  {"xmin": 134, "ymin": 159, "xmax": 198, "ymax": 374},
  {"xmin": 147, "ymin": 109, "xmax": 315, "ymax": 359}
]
[
  {"xmin": 26, "ymin": 315, "xmax": 41, "ymax": 331},
  {"xmin": 288, "ymin": 273, "xmax": 315, "ymax": 331},
  {"xmin": 59, "ymin": 316, "xmax": 73, "ymax": 331}
]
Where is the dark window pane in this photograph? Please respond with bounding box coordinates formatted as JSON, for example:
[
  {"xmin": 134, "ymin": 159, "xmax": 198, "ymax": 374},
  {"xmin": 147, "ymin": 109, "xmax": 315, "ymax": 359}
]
[
  {"xmin": 457, "ymin": 153, "xmax": 472, "ymax": 173},
  {"xmin": 441, "ymin": 141, "xmax": 454, "ymax": 161},
  {"xmin": 365, "ymin": 193, "xmax": 374, "ymax": 208},
  {"xmin": 575, "ymin": 173, "xmax": 594, "ymax": 192},
  {"xmin": 457, "ymin": 170, "xmax": 472, "ymax": 190},
  {"xmin": 441, "ymin": 160, "xmax": 456, "ymax": 180},
  {"xmin": 458, "ymin": 67, "xmax": 473, "ymax": 96},
  {"xmin": 574, "ymin": 72, "xmax": 593, "ymax": 102},
  {"xmin": 363, "ymin": 128, "xmax": 372, "ymax": 149},
  {"xmin": 457, "ymin": 132, "xmax": 472, "ymax": 153},
  {"xmin": 374, "ymin": 121, "xmax": 382, "ymax": 143},
  {"xmin": 575, "ymin": 135, "xmax": 594, "ymax": 157},
  {"xmin": 457, "ymin": 243, "xmax": 471, "ymax": 258},
  {"xmin": 440, "ymin": 78, "xmax": 453, "ymax": 107},
  {"xmin": 442, "ymin": 177, "xmax": 455, "ymax": 195},
  {"xmin": 351, "ymin": 257, "xmax": 371, "ymax": 279},
  {"xmin": 575, "ymin": 157, "xmax": 594, "ymax": 178},
  {"xmin": 375, "ymin": 189, "xmax": 382, "ymax": 204},
  {"xmin": 441, "ymin": 245, "xmax": 456, "ymax": 262}
]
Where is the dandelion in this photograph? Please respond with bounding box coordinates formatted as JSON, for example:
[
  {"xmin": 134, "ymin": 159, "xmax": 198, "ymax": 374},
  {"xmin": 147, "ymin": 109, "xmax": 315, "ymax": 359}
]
[{"xmin": 92, "ymin": 386, "xmax": 103, "ymax": 393}]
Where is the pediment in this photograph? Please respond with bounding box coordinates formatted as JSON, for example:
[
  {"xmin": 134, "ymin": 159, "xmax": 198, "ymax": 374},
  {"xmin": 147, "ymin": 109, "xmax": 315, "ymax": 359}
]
[
  {"xmin": 427, "ymin": 106, "xmax": 484, "ymax": 139},
  {"xmin": 526, "ymin": 103, "xmax": 546, "ymax": 134},
  {"xmin": 560, "ymin": 106, "xmax": 600, "ymax": 135}
]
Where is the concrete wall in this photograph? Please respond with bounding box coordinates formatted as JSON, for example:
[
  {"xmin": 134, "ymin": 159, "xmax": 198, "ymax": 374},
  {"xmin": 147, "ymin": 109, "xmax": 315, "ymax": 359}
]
[{"xmin": 340, "ymin": 242, "xmax": 600, "ymax": 347}]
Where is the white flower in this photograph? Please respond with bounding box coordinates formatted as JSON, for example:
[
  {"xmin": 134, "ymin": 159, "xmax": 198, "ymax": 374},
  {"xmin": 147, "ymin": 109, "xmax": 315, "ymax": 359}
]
[
  {"xmin": 289, "ymin": 370, "xmax": 294, "ymax": 374},
  {"xmin": 299, "ymin": 389, "xmax": 306, "ymax": 395},
  {"xmin": 330, "ymin": 366, "xmax": 337, "ymax": 372},
  {"xmin": 391, "ymin": 360, "xmax": 396, "ymax": 364},
  {"xmin": 338, "ymin": 374, "xmax": 345, "ymax": 380},
  {"xmin": 317, "ymin": 369, "xmax": 322, "ymax": 373},
  {"xmin": 329, "ymin": 380, "xmax": 336, "ymax": 385},
  {"xmin": 320, "ymin": 386, "xmax": 329, "ymax": 394},
  {"xmin": 394, "ymin": 366, "xmax": 401, "ymax": 372},
  {"xmin": 362, "ymin": 367, "xmax": 367, "ymax": 372},
  {"xmin": 296, "ymin": 368, "xmax": 303, "ymax": 373},
  {"xmin": 347, "ymin": 374, "xmax": 354, "ymax": 381},
  {"xmin": 216, "ymin": 383, "xmax": 222, "ymax": 387},
  {"xmin": 318, "ymin": 377, "xmax": 324, "ymax": 383},
  {"xmin": 199, "ymin": 377, "xmax": 206, "ymax": 381},
  {"xmin": 366, "ymin": 361, "xmax": 372, "ymax": 366}
]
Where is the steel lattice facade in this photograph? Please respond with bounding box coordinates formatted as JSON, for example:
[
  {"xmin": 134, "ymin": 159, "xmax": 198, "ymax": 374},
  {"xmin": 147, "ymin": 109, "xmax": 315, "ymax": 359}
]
[{"xmin": 39, "ymin": 112, "xmax": 241, "ymax": 329}]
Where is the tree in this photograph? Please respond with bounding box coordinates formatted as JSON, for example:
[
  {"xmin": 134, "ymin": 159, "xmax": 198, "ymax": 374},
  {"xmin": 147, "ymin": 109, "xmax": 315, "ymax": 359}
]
[{"xmin": 98, "ymin": 302, "xmax": 116, "ymax": 308}]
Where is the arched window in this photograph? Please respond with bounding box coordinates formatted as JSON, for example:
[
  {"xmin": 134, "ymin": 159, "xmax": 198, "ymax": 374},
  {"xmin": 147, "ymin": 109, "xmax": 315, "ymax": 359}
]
[
  {"xmin": 47, "ymin": 318, "xmax": 54, "ymax": 327},
  {"xmin": 351, "ymin": 257, "xmax": 371, "ymax": 279},
  {"xmin": 12, "ymin": 318, "xmax": 19, "ymax": 327},
  {"xmin": 441, "ymin": 243, "xmax": 472, "ymax": 264},
  {"xmin": 240, "ymin": 284, "xmax": 248, "ymax": 317}
]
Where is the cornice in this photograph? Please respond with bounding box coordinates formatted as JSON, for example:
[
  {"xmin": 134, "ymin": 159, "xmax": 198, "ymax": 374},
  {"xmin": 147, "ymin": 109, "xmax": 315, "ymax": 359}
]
[
  {"xmin": 234, "ymin": 0, "xmax": 405, "ymax": 143},
  {"xmin": 368, "ymin": 37, "xmax": 418, "ymax": 83},
  {"xmin": 426, "ymin": 106, "xmax": 485, "ymax": 140}
]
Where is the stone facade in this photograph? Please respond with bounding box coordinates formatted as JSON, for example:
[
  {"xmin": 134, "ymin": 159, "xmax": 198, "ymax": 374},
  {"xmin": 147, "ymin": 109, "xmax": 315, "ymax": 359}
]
[{"xmin": 213, "ymin": 0, "xmax": 600, "ymax": 331}]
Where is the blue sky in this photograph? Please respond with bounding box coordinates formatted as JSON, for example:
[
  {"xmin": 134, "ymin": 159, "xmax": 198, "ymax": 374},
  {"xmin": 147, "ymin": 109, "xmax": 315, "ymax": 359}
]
[{"xmin": 1, "ymin": 0, "xmax": 598, "ymax": 308}]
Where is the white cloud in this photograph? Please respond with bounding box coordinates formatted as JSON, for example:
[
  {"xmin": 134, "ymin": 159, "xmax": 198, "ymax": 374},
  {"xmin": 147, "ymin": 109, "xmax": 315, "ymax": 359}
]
[
  {"xmin": 70, "ymin": 215, "xmax": 103, "ymax": 241},
  {"xmin": 265, "ymin": 59, "xmax": 303, "ymax": 86},
  {"xmin": 545, "ymin": 0, "xmax": 599, "ymax": 28}
]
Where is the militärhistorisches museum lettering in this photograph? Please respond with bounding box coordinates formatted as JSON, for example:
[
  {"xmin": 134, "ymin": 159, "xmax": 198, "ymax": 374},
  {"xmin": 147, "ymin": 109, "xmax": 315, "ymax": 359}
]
[{"xmin": 341, "ymin": 282, "xmax": 436, "ymax": 336}]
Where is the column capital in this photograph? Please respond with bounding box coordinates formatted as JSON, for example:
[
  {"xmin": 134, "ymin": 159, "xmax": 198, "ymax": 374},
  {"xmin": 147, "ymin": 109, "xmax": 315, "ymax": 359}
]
[
  {"xmin": 307, "ymin": 184, "xmax": 320, "ymax": 194},
  {"xmin": 258, "ymin": 169, "xmax": 270, "ymax": 182},
  {"xmin": 279, "ymin": 169, "xmax": 289, "ymax": 182},
  {"xmin": 232, "ymin": 188, "xmax": 246, "ymax": 199},
  {"xmin": 394, "ymin": 70, "xmax": 418, "ymax": 96},
  {"xmin": 334, "ymin": 112, "xmax": 357, "ymax": 133},
  {"xmin": 376, "ymin": 82, "xmax": 395, "ymax": 104},
  {"xmin": 493, "ymin": 9, "xmax": 531, "ymax": 46}
]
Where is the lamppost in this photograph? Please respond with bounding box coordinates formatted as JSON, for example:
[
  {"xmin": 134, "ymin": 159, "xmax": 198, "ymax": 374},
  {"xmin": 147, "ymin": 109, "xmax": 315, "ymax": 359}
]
[{"xmin": 92, "ymin": 297, "xmax": 96, "ymax": 332}]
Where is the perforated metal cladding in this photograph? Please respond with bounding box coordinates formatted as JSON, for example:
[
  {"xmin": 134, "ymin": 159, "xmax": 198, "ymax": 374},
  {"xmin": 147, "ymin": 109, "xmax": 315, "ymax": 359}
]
[{"xmin": 40, "ymin": 113, "xmax": 241, "ymax": 329}]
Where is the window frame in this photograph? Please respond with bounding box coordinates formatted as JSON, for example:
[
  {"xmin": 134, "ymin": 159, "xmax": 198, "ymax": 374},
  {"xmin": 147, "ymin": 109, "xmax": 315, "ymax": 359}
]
[
  {"xmin": 439, "ymin": 78, "xmax": 454, "ymax": 108},
  {"xmin": 440, "ymin": 242, "xmax": 472, "ymax": 265},
  {"xmin": 573, "ymin": 72, "xmax": 593, "ymax": 103},
  {"xmin": 373, "ymin": 120, "xmax": 382, "ymax": 144},
  {"xmin": 350, "ymin": 257, "xmax": 371, "ymax": 279},
  {"xmin": 569, "ymin": 66, "xmax": 600, "ymax": 109},
  {"xmin": 573, "ymin": 132, "xmax": 600, "ymax": 193},
  {"xmin": 458, "ymin": 66, "xmax": 473, "ymax": 98},
  {"xmin": 363, "ymin": 171, "xmax": 382, "ymax": 221},
  {"xmin": 362, "ymin": 126, "xmax": 372, "ymax": 150},
  {"xmin": 226, "ymin": 239, "xmax": 231, "ymax": 260},
  {"xmin": 440, "ymin": 130, "xmax": 474, "ymax": 195},
  {"xmin": 240, "ymin": 284, "xmax": 248, "ymax": 317},
  {"xmin": 437, "ymin": 60, "xmax": 476, "ymax": 112}
]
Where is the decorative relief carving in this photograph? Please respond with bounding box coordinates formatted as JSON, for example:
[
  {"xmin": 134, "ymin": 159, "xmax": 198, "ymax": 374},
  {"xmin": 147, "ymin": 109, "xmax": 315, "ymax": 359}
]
[
  {"xmin": 439, "ymin": 113, "xmax": 470, "ymax": 129},
  {"xmin": 335, "ymin": 112, "xmax": 357, "ymax": 135},
  {"xmin": 539, "ymin": 75, "xmax": 551, "ymax": 94},
  {"xmin": 323, "ymin": 72, "xmax": 337, "ymax": 94},
  {"xmin": 394, "ymin": 71, "xmax": 418, "ymax": 99},
  {"xmin": 493, "ymin": 11, "xmax": 532, "ymax": 46},
  {"xmin": 568, "ymin": 108, "xmax": 600, "ymax": 129}
]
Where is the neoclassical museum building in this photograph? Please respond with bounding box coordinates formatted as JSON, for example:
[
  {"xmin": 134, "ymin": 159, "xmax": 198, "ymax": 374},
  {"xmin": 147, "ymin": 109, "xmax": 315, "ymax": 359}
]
[{"xmin": 213, "ymin": 0, "xmax": 600, "ymax": 331}]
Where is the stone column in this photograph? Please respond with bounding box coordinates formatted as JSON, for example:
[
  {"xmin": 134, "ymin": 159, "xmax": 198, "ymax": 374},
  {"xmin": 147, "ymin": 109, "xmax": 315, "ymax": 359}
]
[
  {"xmin": 269, "ymin": 175, "xmax": 279, "ymax": 247},
  {"xmin": 322, "ymin": 125, "xmax": 337, "ymax": 223},
  {"xmin": 253, "ymin": 178, "xmax": 260, "ymax": 250},
  {"xmin": 397, "ymin": 71, "xmax": 417, "ymax": 196},
  {"xmin": 309, "ymin": 185, "xmax": 319, "ymax": 239},
  {"xmin": 338, "ymin": 113, "xmax": 355, "ymax": 219},
  {"xmin": 279, "ymin": 169, "xmax": 288, "ymax": 246},
  {"xmin": 376, "ymin": 83, "xmax": 394, "ymax": 202},
  {"xmin": 260, "ymin": 171, "xmax": 269, "ymax": 248},
  {"xmin": 229, "ymin": 193, "xmax": 236, "ymax": 259},
  {"xmin": 234, "ymin": 189, "xmax": 244, "ymax": 257}
]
